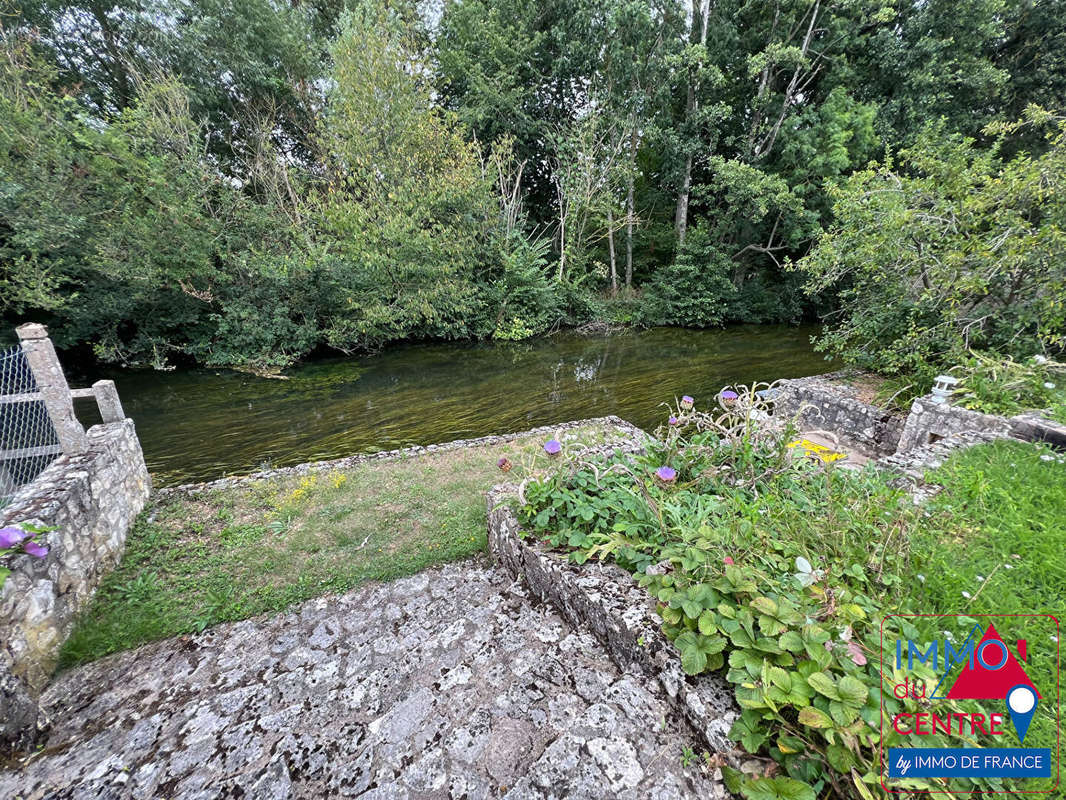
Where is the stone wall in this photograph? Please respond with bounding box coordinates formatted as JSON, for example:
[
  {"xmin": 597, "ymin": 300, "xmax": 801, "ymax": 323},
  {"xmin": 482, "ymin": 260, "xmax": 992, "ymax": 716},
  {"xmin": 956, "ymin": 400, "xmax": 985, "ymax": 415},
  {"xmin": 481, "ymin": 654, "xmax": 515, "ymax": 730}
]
[
  {"xmin": 1008, "ymin": 412, "xmax": 1066, "ymax": 450},
  {"xmin": 0, "ymin": 419, "xmax": 150, "ymax": 747},
  {"xmin": 487, "ymin": 486, "xmax": 740, "ymax": 757},
  {"xmin": 772, "ymin": 372, "xmax": 905, "ymax": 456},
  {"xmin": 896, "ymin": 397, "xmax": 1012, "ymax": 453}
]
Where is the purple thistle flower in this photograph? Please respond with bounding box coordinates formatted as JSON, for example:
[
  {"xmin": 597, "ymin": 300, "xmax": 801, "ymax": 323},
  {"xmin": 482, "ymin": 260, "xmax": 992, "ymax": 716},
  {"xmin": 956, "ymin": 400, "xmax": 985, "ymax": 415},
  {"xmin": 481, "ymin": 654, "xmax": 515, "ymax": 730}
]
[
  {"xmin": 544, "ymin": 439, "xmax": 562, "ymax": 456},
  {"xmin": 654, "ymin": 466, "xmax": 677, "ymax": 483},
  {"xmin": 497, "ymin": 456, "xmax": 513, "ymax": 473},
  {"xmin": 23, "ymin": 540, "xmax": 48, "ymax": 559},
  {"xmin": 0, "ymin": 527, "xmax": 27, "ymax": 549},
  {"xmin": 680, "ymin": 395, "xmax": 694, "ymax": 410},
  {"xmin": 668, "ymin": 415, "xmax": 678, "ymax": 426},
  {"xmin": 720, "ymin": 390, "xmax": 738, "ymax": 401}
]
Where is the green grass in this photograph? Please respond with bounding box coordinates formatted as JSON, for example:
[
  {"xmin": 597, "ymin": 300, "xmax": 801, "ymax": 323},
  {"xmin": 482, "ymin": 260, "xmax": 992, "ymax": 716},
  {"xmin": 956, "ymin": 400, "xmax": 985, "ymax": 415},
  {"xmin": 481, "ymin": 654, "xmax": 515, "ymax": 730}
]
[
  {"xmin": 909, "ymin": 438, "xmax": 1066, "ymax": 794},
  {"xmin": 59, "ymin": 422, "xmax": 625, "ymax": 667}
]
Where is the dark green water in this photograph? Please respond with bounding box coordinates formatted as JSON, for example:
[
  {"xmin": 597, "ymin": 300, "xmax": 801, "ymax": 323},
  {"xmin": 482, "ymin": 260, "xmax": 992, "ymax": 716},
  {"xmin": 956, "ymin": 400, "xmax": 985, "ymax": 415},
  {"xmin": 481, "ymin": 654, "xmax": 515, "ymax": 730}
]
[{"xmin": 77, "ymin": 325, "xmax": 829, "ymax": 486}]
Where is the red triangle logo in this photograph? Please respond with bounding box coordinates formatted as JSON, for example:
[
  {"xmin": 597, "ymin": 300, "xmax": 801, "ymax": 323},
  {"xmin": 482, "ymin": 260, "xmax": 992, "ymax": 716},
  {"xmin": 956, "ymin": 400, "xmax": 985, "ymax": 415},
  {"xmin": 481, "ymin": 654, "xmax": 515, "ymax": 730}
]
[{"xmin": 946, "ymin": 623, "xmax": 1041, "ymax": 700}]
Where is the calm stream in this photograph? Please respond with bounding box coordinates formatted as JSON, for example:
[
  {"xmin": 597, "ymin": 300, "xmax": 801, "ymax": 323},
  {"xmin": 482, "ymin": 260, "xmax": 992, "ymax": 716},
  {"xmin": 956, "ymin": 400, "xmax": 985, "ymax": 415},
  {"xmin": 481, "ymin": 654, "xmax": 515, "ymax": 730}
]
[{"xmin": 76, "ymin": 325, "xmax": 829, "ymax": 485}]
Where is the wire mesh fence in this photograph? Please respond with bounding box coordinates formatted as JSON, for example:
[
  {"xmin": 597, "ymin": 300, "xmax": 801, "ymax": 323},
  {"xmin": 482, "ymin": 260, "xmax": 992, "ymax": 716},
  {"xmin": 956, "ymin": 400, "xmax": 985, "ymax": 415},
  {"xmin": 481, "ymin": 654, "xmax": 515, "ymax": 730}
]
[{"xmin": 0, "ymin": 345, "xmax": 61, "ymax": 506}]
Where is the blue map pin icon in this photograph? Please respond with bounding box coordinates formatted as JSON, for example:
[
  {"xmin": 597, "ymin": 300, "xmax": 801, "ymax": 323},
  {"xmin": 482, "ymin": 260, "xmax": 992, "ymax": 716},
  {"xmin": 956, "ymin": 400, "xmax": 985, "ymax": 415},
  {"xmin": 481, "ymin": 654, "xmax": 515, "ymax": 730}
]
[{"xmin": 1007, "ymin": 684, "xmax": 1038, "ymax": 744}]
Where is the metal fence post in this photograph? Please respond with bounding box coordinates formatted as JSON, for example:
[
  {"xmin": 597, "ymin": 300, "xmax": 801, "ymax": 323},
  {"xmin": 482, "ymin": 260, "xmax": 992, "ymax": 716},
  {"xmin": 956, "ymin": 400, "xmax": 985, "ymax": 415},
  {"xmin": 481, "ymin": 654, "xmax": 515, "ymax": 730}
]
[
  {"xmin": 16, "ymin": 323, "xmax": 89, "ymax": 455},
  {"xmin": 92, "ymin": 380, "xmax": 126, "ymax": 423}
]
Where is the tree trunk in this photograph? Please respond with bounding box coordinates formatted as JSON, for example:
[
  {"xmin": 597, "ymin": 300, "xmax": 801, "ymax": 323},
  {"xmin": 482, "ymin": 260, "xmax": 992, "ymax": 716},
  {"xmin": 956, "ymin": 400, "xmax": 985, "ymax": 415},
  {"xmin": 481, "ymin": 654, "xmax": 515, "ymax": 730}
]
[
  {"xmin": 607, "ymin": 207, "xmax": 618, "ymax": 295},
  {"xmin": 625, "ymin": 171, "xmax": 635, "ymax": 290},
  {"xmin": 674, "ymin": 0, "xmax": 711, "ymax": 248},
  {"xmin": 674, "ymin": 151, "xmax": 692, "ymax": 246}
]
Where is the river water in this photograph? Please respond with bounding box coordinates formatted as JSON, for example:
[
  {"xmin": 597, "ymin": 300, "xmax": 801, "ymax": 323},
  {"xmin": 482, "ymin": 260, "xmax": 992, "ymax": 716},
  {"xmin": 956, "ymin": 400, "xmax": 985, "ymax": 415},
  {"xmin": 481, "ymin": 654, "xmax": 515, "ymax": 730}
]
[{"xmin": 77, "ymin": 325, "xmax": 829, "ymax": 485}]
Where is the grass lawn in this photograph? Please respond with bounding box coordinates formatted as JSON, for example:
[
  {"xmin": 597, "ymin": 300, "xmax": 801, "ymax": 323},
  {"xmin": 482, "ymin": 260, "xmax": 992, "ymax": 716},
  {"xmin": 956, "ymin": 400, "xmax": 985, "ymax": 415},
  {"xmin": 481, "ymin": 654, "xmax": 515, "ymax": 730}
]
[
  {"xmin": 59, "ymin": 421, "xmax": 632, "ymax": 668},
  {"xmin": 911, "ymin": 438, "xmax": 1066, "ymax": 790}
]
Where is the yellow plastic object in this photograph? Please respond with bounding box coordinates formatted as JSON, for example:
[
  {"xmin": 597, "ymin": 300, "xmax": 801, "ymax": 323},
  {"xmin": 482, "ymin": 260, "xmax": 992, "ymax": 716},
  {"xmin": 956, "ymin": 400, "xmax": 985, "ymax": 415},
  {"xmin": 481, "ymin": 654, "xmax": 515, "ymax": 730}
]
[{"xmin": 787, "ymin": 438, "xmax": 847, "ymax": 463}]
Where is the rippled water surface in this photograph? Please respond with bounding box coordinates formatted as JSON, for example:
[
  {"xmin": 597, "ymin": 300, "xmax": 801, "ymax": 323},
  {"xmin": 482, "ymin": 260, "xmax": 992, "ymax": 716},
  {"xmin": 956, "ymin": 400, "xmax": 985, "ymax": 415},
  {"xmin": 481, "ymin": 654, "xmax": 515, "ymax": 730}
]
[{"xmin": 78, "ymin": 325, "xmax": 829, "ymax": 485}]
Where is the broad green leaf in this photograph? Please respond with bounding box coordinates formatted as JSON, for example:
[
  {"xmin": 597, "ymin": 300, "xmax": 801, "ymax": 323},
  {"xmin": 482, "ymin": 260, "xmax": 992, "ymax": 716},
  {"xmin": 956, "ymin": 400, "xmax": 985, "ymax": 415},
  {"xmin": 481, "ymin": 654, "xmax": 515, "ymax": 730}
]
[
  {"xmin": 806, "ymin": 671, "xmax": 840, "ymax": 700},
  {"xmin": 698, "ymin": 611, "xmax": 718, "ymax": 636},
  {"xmin": 836, "ymin": 675, "xmax": 868, "ymax": 707},
  {"xmin": 751, "ymin": 596, "xmax": 778, "ymax": 617},
  {"xmin": 797, "ymin": 706, "xmax": 834, "ymax": 729},
  {"xmin": 741, "ymin": 776, "xmax": 816, "ymax": 800},
  {"xmin": 779, "ymin": 631, "xmax": 804, "ymax": 652},
  {"xmin": 826, "ymin": 743, "xmax": 857, "ymax": 774}
]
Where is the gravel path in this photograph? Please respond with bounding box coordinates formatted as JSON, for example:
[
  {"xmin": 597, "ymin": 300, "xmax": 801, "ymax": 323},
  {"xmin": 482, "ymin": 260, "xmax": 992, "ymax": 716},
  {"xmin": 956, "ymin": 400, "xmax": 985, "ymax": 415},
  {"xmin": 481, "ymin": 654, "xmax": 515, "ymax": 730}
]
[{"xmin": 2, "ymin": 561, "xmax": 726, "ymax": 800}]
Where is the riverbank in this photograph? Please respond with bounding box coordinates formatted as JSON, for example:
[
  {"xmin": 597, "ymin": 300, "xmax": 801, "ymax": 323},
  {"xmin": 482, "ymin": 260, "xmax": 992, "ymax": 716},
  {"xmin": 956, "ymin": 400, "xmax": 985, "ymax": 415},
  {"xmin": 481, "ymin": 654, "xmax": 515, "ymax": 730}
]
[{"xmin": 59, "ymin": 418, "xmax": 642, "ymax": 667}]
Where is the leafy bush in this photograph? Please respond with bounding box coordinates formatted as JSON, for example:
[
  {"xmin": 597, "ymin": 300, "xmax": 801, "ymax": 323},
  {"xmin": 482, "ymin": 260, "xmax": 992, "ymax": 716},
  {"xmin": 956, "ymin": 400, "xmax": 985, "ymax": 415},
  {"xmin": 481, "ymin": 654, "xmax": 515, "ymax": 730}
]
[
  {"xmin": 642, "ymin": 226, "xmax": 737, "ymax": 327},
  {"xmin": 476, "ymin": 236, "xmax": 563, "ymax": 340},
  {"xmin": 798, "ymin": 109, "xmax": 1066, "ymax": 382},
  {"xmin": 517, "ymin": 393, "xmax": 1012, "ymax": 798}
]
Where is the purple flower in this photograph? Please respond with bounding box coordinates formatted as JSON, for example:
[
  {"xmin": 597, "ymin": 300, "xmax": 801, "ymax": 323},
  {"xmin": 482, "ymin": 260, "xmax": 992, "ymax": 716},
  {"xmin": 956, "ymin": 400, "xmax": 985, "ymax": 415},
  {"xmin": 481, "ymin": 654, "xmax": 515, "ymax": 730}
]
[
  {"xmin": 22, "ymin": 540, "xmax": 48, "ymax": 558},
  {"xmin": 654, "ymin": 466, "xmax": 677, "ymax": 483},
  {"xmin": 0, "ymin": 527, "xmax": 27, "ymax": 549},
  {"xmin": 680, "ymin": 395, "xmax": 694, "ymax": 410},
  {"xmin": 668, "ymin": 415, "xmax": 678, "ymax": 426},
  {"xmin": 497, "ymin": 456, "xmax": 513, "ymax": 473},
  {"xmin": 544, "ymin": 439, "xmax": 562, "ymax": 456},
  {"xmin": 720, "ymin": 390, "xmax": 738, "ymax": 401}
]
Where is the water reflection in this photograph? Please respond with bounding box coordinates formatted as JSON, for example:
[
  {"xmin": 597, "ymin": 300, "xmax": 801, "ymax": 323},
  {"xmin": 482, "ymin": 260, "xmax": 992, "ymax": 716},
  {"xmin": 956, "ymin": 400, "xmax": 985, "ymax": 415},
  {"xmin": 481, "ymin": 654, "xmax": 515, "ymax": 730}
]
[{"xmin": 77, "ymin": 325, "xmax": 829, "ymax": 485}]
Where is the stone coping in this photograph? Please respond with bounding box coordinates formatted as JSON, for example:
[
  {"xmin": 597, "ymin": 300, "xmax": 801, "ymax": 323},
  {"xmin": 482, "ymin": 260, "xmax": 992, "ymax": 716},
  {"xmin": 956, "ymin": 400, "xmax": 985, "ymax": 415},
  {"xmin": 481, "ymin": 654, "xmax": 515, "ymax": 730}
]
[
  {"xmin": 155, "ymin": 416, "xmax": 649, "ymax": 499},
  {"xmin": 486, "ymin": 485, "xmax": 740, "ymax": 757}
]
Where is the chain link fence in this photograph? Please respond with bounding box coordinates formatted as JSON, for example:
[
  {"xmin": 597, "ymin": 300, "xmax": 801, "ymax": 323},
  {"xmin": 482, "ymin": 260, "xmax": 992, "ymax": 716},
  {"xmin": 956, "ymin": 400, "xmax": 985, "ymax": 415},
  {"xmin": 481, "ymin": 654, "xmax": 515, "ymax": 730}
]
[{"xmin": 0, "ymin": 345, "xmax": 61, "ymax": 505}]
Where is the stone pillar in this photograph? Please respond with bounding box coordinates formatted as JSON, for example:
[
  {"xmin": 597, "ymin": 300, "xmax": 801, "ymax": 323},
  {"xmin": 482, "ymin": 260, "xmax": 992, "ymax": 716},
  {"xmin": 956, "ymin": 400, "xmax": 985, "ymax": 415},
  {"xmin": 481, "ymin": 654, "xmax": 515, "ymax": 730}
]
[
  {"xmin": 16, "ymin": 323, "xmax": 88, "ymax": 455},
  {"xmin": 92, "ymin": 380, "xmax": 125, "ymax": 423}
]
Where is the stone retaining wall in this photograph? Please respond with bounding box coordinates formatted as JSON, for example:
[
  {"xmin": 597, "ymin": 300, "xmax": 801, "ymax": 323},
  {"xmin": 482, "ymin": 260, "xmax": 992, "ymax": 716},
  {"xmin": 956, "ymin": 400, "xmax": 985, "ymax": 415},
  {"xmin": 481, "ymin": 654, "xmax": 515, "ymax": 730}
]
[
  {"xmin": 896, "ymin": 397, "xmax": 1012, "ymax": 452},
  {"xmin": 773, "ymin": 372, "xmax": 904, "ymax": 456},
  {"xmin": 486, "ymin": 486, "xmax": 740, "ymax": 757},
  {"xmin": 0, "ymin": 419, "xmax": 149, "ymax": 747},
  {"xmin": 1008, "ymin": 412, "xmax": 1066, "ymax": 450}
]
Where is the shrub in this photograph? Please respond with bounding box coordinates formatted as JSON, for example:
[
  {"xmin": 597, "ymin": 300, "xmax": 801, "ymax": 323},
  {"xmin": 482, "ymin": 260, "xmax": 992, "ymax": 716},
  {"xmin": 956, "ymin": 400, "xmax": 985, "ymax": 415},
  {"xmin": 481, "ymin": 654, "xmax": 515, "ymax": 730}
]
[
  {"xmin": 798, "ymin": 109, "xmax": 1066, "ymax": 380},
  {"xmin": 642, "ymin": 226, "xmax": 737, "ymax": 327}
]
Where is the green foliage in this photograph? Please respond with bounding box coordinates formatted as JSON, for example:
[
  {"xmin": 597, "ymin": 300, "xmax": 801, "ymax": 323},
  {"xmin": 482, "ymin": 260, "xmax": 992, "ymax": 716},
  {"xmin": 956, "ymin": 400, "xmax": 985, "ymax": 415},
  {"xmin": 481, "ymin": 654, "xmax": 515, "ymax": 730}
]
[
  {"xmin": 799, "ymin": 111, "xmax": 1066, "ymax": 380},
  {"xmin": 517, "ymin": 394, "xmax": 1042, "ymax": 798},
  {"xmin": 949, "ymin": 351, "xmax": 1066, "ymax": 416},
  {"xmin": 478, "ymin": 236, "xmax": 563, "ymax": 340},
  {"xmin": 642, "ymin": 226, "xmax": 736, "ymax": 327},
  {"xmin": 303, "ymin": 5, "xmax": 499, "ymax": 351},
  {"xmin": 5, "ymin": 0, "xmax": 1066, "ymax": 367}
]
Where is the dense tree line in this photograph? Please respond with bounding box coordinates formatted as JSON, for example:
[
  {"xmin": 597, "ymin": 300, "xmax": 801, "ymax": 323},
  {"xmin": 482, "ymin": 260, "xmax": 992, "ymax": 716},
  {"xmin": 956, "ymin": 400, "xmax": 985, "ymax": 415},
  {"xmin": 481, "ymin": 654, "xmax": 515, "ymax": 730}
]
[{"xmin": 1, "ymin": 0, "xmax": 1064, "ymax": 371}]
